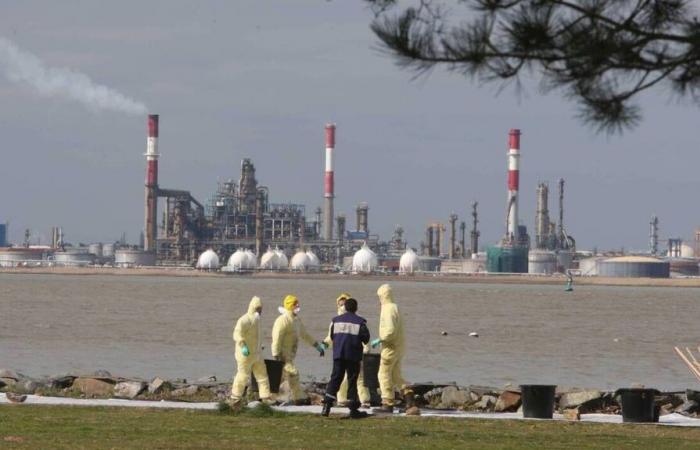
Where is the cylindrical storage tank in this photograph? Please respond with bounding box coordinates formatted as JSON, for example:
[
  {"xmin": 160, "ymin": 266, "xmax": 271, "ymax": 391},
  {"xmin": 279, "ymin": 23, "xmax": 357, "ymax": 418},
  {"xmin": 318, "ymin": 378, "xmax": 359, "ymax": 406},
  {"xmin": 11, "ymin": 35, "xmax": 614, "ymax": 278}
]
[
  {"xmin": 668, "ymin": 258, "xmax": 699, "ymax": 276},
  {"xmin": 0, "ymin": 249, "xmax": 45, "ymax": 267},
  {"xmin": 598, "ymin": 256, "xmax": 670, "ymax": 278},
  {"xmin": 290, "ymin": 251, "xmax": 310, "ymax": 271},
  {"xmin": 680, "ymin": 244, "xmax": 695, "ymax": 258},
  {"xmin": 260, "ymin": 248, "xmax": 280, "ymax": 270},
  {"xmin": 114, "ymin": 249, "xmax": 156, "ymax": 267},
  {"xmin": 275, "ymin": 248, "xmax": 288, "ymax": 269},
  {"xmin": 399, "ymin": 248, "xmax": 420, "ymax": 274},
  {"xmin": 54, "ymin": 248, "xmax": 95, "ymax": 266},
  {"xmin": 196, "ymin": 249, "xmax": 220, "ymax": 270},
  {"xmin": 102, "ymin": 243, "xmax": 115, "ymax": 258},
  {"xmin": 88, "ymin": 243, "xmax": 103, "ymax": 258},
  {"xmin": 306, "ymin": 250, "xmax": 320, "ymax": 271},
  {"xmin": 578, "ymin": 257, "xmax": 603, "ymax": 276},
  {"xmin": 227, "ymin": 249, "xmax": 249, "ymax": 272},
  {"xmin": 556, "ymin": 250, "xmax": 574, "ymax": 273},
  {"xmin": 528, "ymin": 250, "xmax": 557, "ymax": 274},
  {"xmin": 352, "ymin": 243, "xmax": 377, "ymax": 274}
]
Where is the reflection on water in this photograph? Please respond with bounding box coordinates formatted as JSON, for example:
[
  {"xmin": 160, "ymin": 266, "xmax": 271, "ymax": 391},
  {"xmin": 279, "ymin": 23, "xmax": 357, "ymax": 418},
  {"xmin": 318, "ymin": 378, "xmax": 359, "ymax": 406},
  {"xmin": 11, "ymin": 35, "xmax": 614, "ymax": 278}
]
[{"xmin": 1, "ymin": 273, "xmax": 699, "ymax": 390}]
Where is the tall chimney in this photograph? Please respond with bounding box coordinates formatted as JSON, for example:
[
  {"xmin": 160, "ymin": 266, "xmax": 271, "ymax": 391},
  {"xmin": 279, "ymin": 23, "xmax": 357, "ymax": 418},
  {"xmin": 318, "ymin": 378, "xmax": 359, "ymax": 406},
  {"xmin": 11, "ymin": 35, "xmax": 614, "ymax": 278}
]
[
  {"xmin": 144, "ymin": 114, "xmax": 159, "ymax": 252},
  {"xmin": 323, "ymin": 124, "xmax": 335, "ymax": 241},
  {"xmin": 505, "ymin": 129, "xmax": 521, "ymax": 243},
  {"xmin": 449, "ymin": 213, "xmax": 458, "ymax": 259}
]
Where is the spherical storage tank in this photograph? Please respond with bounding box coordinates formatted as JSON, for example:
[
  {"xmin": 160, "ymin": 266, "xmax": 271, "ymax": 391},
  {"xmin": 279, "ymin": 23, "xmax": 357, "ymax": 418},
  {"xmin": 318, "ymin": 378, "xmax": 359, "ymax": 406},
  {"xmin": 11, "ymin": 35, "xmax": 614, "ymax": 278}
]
[
  {"xmin": 528, "ymin": 250, "xmax": 557, "ymax": 274},
  {"xmin": 306, "ymin": 250, "xmax": 320, "ymax": 271},
  {"xmin": 290, "ymin": 251, "xmax": 310, "ymax": 271},
  {"xmin": 399, "ymin": 248, "xmax": 420, "ymax": 274},
  {"xmin": 275, "ymin": 248, "xmax": 288, "ymax": 269},
  {"xmin": 352, "ymin": 244, "xmax": 378, "ymax": 274},
  {"xmin": 227, "ymin": 249, "xmax": 254, "ymax": 271},
  {"xmin": 260, "ymin": 248, "xmax": 280, "ymax": 270},
  {"xmin": 244, "ymin": 250, "xmax": 257, "ymax": 269},
  {"xmin": 196, "ymin": 249, "xmax": 220, "ymax": 270},
  {"xmin": 597, "ymin": 256, "xmax": 669, "ymax": 278}
]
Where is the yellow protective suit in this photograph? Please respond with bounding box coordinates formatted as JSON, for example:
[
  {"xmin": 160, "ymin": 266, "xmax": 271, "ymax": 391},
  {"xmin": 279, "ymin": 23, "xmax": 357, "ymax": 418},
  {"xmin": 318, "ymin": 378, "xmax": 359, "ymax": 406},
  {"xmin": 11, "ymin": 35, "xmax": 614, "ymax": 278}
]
[
  {"xmin": 271, "ymin": 296, "xmax": 318, "ymax": 401},
  {"xmin": 231, "ymin": 296, "xmax": 270, "ymax": 402},
  {"xmin": 376, "ymin": 284, "xmax": 408, "ymax": 406},
  {"xmin": 323, "ymin": 293, "xmax": 370, "ymax": 405}
]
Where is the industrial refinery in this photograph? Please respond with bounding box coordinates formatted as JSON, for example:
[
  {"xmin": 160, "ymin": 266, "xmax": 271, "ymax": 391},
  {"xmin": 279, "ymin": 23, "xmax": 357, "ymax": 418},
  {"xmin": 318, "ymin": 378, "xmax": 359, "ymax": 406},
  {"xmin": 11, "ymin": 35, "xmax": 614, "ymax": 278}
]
[{"xmin": 2, "ymin": 119, "xmax": 699, "ymax": 279}]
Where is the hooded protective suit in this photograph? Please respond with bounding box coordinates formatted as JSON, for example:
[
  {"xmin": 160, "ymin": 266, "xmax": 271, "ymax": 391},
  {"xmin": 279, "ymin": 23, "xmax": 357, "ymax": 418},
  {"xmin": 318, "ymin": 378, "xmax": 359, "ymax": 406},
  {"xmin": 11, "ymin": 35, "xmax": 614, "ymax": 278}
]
[
  {"xmin": 376, "ymin": 284, "xmax": 408, "ymax": 406},
  {"xmin": 271, "ymin": 295, "xmax": 319, "ymax": 400},
  {"xmin": 323, "ymin": 293, "xmax": 370, "ymax": 405},
  {"xmin": 231, "ymin": 296, "xmax": 270, "ymax": 402}
]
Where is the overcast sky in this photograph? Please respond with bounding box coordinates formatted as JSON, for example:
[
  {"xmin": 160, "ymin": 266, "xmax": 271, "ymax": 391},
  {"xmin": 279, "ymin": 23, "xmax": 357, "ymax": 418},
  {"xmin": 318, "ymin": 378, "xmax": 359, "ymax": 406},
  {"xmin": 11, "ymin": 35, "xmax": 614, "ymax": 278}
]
[{"xmin": 0, "ymin": 1, "xmax": 696, "ymax": 251}]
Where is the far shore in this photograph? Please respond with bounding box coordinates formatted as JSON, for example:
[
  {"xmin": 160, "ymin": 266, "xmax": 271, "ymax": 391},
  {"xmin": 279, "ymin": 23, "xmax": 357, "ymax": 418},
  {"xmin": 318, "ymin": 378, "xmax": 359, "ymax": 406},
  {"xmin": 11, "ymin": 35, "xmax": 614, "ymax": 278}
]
[{"xmin": 2, "ymin": 266, "xmax": 700, "ymax": 288}]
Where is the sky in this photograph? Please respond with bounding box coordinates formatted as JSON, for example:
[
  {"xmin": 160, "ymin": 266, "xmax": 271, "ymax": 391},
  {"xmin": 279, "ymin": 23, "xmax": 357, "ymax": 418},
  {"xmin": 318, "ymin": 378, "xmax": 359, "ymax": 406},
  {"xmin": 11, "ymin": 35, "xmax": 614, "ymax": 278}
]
[{"xmin": 0, "ymin": 1, "xmax": 697, "ymax": 252}]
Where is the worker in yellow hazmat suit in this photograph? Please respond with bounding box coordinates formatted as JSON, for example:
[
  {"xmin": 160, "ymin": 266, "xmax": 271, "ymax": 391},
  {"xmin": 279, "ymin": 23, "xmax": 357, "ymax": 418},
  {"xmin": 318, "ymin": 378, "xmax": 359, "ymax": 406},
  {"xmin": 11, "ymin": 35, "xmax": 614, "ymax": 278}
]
[
  {"xmin": 272, "ymin": 294, "xmax": 325, "ymax": 403},
  {"xmin": 230, "ymin": 296, "xmax": 270, "ymax": 406},
  {"xmin": 370, "ymin": 283, "xmax": 412, "ymax": 412},
  {"xmin": 323, "ymin": 292, "xmax": 371, "ymax": 407}
]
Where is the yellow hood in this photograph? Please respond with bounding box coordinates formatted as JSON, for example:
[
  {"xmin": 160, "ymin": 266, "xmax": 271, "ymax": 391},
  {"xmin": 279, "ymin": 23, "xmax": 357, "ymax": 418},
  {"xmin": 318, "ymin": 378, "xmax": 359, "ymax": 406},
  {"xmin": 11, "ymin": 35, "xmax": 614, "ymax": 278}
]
[
  {"xmin": 247, "ymin": 296, "xmax": 262, "ymax": 316},
  {"xmin": 336, "ymin": 292, "xmax": 351, "ymax": 309},
  {"xmin": 377, "ymin": 284, "xmax": 393, "ymax": 305}
]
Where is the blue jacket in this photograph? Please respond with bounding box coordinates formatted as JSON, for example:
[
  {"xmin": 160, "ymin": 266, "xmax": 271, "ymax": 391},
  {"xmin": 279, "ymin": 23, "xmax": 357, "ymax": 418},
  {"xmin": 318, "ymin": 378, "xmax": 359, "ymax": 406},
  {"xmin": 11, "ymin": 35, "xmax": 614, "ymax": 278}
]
[{"xmin": 329, "ymin": 312, "xmax": 370, "ymax": 362}]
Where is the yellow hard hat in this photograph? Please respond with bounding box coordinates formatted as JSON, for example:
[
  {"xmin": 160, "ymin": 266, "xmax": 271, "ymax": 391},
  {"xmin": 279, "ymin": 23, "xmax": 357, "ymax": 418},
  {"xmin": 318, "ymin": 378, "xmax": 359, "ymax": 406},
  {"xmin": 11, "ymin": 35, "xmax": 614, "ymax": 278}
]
[
  {"xmin": 336, "ymin": 292, "xmax": 352, "ymax": 306},
  {"xmin": 283, "ymin": 294, "xmax": 298, "ymax": 311}
]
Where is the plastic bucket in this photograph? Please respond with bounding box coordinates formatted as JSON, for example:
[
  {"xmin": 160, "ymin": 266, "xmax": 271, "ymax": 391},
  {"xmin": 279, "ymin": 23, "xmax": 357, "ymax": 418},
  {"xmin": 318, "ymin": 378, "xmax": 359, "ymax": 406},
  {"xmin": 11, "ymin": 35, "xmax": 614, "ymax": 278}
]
[
  {"xmin": 251, "ymin": 359, "xmax": 285, "ymax": 394},
  {"xmin": 363, "ymin": 354, "xmax": 381, "ymax": 390},
  {"xmin": 617, "ymin": 388, "xmax": 660, "ymax": 423},
  {"xmin": 520, "ymin": 385, "xmax": 556, "ymax": 419}
]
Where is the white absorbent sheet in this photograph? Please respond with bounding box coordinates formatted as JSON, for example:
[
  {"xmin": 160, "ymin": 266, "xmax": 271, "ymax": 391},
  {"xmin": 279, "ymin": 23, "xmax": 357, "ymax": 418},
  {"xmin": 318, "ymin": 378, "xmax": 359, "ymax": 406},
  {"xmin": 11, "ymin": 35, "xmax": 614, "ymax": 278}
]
[{"xmin": 2, "ymin": 394, "xmax": 700, "ymax": 427}]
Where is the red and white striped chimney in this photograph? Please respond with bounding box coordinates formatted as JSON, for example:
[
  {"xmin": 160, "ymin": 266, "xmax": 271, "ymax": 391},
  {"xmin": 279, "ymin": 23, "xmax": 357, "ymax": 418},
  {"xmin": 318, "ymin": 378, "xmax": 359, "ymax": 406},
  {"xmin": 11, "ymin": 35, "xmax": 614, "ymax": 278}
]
[
  {"xmin": 144, "ymin": 114, "xmax": 159, "ymax": 252},
  {"xmin": 323, "ymin": 123, "xmax": 336, "ymax": 241},
  {"xmin": 506, "ymin": 128, "xmax": 521, "ymax": 242}
]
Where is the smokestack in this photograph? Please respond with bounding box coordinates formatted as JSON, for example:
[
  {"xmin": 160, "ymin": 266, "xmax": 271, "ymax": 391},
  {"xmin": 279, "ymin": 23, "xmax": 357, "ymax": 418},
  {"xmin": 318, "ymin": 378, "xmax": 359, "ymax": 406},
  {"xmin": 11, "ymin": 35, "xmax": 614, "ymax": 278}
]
[
  {"xmin": 144, "ymin": 114, "xmax": 159, "ymax": 252},
  {"xmin": 426, "ymin": 225, "xmax": 434, "ymax": 256},
  {"xmin": 323, "ymin": 124, "xmax": 335, "ymax": 241},
  {"xmin": 505, "ymin": 129, "xmax": 521, "ymax": 243},
  {"xmin": 449, "ymin": 213, "xmax": 458, "ymax": 259},
  {"xmin": 535, "ymin": 182, "xmax": 550, "ymax": 249},
  {"xmin": 470, "ymin": 201, "xmax": 480, "ymax": 254}
]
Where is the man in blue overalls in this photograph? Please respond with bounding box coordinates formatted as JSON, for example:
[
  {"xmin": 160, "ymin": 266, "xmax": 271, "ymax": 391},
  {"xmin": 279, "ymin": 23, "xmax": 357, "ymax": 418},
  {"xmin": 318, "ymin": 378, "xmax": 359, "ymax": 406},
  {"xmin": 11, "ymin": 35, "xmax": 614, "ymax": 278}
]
[{"xmin": 321, "ymin": 297, "xmax": 371, "ymax": 419}]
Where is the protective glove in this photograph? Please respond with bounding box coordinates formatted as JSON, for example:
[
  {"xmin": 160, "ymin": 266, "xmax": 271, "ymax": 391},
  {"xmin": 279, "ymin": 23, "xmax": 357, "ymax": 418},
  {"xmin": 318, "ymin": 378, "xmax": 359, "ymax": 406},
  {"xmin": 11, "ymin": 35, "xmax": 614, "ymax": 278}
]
[
  {"xmin": 241, "ymin": 345, "xmax": 250, "ymax": 357},
  {"xmin": 315, "ymin": 343, "xmax": 325, "ymax": 357},
  {"xmin": 370, "ymin": 338, "xmax": 381, "ymax": 348}
]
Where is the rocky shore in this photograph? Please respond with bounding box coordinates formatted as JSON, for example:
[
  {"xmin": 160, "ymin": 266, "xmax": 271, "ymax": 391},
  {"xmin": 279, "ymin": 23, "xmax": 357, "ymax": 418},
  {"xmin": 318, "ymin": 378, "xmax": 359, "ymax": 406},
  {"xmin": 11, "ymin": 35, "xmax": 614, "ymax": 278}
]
[{"xmin": 3, "ymin": 369, "xmax": 700, "ymax": 419}]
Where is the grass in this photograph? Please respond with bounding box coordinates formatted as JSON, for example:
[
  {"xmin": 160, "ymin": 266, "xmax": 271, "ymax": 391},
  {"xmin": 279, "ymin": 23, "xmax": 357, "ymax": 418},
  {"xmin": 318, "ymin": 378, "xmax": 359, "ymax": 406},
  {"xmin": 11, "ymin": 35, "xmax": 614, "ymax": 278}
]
[{"xmin": 2, "ymin": 405, "xmax": 700, "ymax": 449}]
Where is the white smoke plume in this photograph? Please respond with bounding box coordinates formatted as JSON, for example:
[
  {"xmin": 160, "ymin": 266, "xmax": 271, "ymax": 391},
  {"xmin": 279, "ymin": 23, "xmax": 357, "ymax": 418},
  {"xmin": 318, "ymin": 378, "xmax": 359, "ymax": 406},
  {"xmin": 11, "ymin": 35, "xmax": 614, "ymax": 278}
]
[{"xmin": 0, "ymin": 37, "xmax": 147, "ymax": 115}]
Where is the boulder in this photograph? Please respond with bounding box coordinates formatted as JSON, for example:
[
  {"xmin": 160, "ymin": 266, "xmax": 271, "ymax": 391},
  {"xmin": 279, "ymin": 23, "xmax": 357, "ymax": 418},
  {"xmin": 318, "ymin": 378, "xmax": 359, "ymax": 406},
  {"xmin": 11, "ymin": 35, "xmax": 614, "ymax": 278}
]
[
  {"xmin": 197, "ymin": 375, "xmax": 217, "ymax": 383},
  {"xmin": 0, "ymin": 378, "xmax": 17, "ymax": 388},
  {"xmin": 440, "ymin": 386, "xmax": 471, "ymax": 409},
  {"xmin": 20, "ymin": 379, "xmax": 41, "ymax": 394},
  {"xmin": 475, "ymin": 395, "xmax": 497, "ymax": 411},
  {"xmin": 148, "ymin": 377, "xmax": 172, "ymax": 394},
  {"xmin": 686, "ymin": 390, "xmax": 700, "ymax": 403},
  {"xmin": 405, "ymin": 406, "xmax": 421, "ymax": 416},
  {"xmin": 676, "ymin": 400, "xmax": 700, "ymax": 415},
  {"xmin": 307, "ymin": 392, "xmax": 324, "ymax": 406},
  {"xmin": 171, "ymin": 385, "xmax": 199, "ymax": 397},
  {"xmin": 495, "ymin": 391, "xmax": 521, "ymax": 412},
  {"xmin": 72, "ymin": 378, "xmax": 114, "ymax": 397},
  {"xmin": 0, "ymin": 369, "xmax": 19, "ymax": 380},
  {"xmin": 114, "ymin": 381, "xmax": 146, "ymax": 399},
  {"xmin": 49, "ymin": 375, "xmax": 77, "ymax": 390},
  {"xmin": 563, "ymin": 409, "xmax": 581, "ymax": 421},
  {"xmin": 559, "ymin": 390, "xmax": 602, "ymax": 409}
]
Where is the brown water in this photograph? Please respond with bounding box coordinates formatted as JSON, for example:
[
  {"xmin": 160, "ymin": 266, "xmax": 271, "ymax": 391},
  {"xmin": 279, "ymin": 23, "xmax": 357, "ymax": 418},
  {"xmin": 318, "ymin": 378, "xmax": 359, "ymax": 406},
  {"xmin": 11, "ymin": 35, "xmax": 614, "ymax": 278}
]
[{"xmin": 2, "ymin": 273, "xmax": 699, "ymax": 390}]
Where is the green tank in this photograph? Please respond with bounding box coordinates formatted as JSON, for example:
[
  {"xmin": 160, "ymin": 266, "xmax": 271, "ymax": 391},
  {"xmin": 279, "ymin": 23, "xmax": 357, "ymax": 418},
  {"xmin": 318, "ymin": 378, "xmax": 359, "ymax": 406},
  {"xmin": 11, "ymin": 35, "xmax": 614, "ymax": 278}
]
[{"xmin": 487, "ymin": 245, "xmax": 528, "ymax": 273}]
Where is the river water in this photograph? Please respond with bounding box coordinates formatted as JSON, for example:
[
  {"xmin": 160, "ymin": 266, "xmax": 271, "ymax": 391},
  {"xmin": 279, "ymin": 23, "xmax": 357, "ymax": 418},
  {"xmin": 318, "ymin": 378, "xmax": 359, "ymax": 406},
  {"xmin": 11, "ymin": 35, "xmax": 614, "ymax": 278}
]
[{"xmin": 2, "ymin": 273, "xmax": 699, "ymax": 390}]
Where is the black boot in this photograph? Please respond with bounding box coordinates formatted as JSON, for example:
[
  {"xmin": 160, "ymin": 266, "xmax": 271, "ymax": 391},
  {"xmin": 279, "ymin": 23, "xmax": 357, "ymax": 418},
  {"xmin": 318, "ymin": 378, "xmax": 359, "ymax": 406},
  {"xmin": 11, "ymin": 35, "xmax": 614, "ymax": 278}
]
[
  {"xmin": 348, "ymin": 409, "xmax": 369, "ymax": 419},
  {"xmin": 321, "ymin": 402, "xmax": 332, "ymax": 417}
]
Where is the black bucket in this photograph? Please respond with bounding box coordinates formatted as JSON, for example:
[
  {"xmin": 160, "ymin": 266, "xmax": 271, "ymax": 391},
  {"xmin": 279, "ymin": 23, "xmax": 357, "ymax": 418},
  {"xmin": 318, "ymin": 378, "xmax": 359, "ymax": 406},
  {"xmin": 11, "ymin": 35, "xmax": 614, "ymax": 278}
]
[
  {"xmin": 251, "ymin": 359, "xmax": 285, "ymax": 394},
  {"xmin": 616, "ymin": 388, "xmax": 660, "ymax": 423},
  {"xmin": 520, "ymin": 385, "xmax": 556, "ymax": 419},
  {"xmin": 363, "ymin": 354, "xmax": 381, "ymax": 390}
]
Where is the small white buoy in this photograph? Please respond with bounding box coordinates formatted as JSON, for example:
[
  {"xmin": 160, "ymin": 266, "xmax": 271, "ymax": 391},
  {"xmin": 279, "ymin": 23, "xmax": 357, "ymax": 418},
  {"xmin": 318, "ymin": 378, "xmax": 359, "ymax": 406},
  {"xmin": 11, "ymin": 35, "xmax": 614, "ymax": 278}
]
[
  {"xmin": 613, "ymin": 338, "xmax": 619, "ymax": 342},
  {"xmin": 469, "ymin": 332, "xmax": 479, "ymax": 338},
  {"xmin": 441, "ymin": 331, "xmax": 448, "ymax": 336}
]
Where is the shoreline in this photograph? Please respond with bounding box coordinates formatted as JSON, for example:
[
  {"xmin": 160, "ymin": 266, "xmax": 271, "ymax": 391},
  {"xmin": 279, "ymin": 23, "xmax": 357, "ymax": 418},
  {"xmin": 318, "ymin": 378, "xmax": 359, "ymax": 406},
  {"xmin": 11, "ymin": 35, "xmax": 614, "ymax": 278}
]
[{"xmin": 2, "ymin": 266, "xmax": 700, "ymax": 288}]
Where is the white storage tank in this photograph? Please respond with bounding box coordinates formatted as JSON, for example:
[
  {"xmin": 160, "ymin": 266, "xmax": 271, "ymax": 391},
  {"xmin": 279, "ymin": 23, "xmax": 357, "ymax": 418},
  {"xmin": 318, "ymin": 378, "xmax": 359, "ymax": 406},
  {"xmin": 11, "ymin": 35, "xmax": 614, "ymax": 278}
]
[
  {"xmin": 227, "ymin": 249, "xmax": 250, "ymax": 272},
  {"xmin": 196, "ymin": 249, "xmax": 220, "ymax": 270},
  {"xmin": 598, "ymin": 256, "xmax": 670, "ymax": 278},
  {"xmin": 275, "ymin": 248, "xmax": 289, "ymax": 269},
  {"xmin": 114, "ymin": 250, "xmax": 155, "ymax": 267},
  {"xmin": 290, "ymin": 251, "xmax": 310, "ymax": 271},
  {"xmin": 306, "ymin": 250, "xmax": 320, "ymax": 271},
  {"xmin": 352, "ymin": 243, "xmax": 377, "ymax": 274},
  {"xmin": 399, "ymin": 248, "xmax": 420, "ymax": 274},
  {"xmin": 260, "ymin": 248, "xmax": 280, "ymax": 270},
  {"xmin": 54, "ymin": 248, "xmax": 95, "ymax": 266},
  {"xmin": 528, "ymin": 250, "xmax": 557, "ymax": 274},
  {"xmin": 88, "ymin": 243, "xmax": 103, "ymax": 258},
  {"xmin": 244, "ymin": 250, "xmax": 257, "ymax": 269},
  {"xmin": 556, "ymin": 250, "xmax": 574, "ymax": 272}
]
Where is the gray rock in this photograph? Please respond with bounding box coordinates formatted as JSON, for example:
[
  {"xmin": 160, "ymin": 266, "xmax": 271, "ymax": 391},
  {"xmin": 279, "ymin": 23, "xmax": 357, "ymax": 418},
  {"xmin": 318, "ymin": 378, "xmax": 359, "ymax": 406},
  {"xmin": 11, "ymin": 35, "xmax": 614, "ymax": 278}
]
[
  {"xmin": 148, "ymin": 377, "xmax": 173, "ymax": 394},
  {"xmin": 72, "ymin": 377, "xmax": 114, "ymax": 397},
  {"xmin": 559, "ymin": 390, "xmax": 602, "ymax": 409},
  {"xmin": 197, "ymin": 375, "xmax": 217, "ymax": 383},
  {"xmin": 686, "ymin": 390, "xmax": 700, "ymax": 403},
  {"xmin": 172, "ymin": 385, "xmax": 199, "ymax": 397},
  {"xmin": 475, "ymin": 395, "xmax": 497, "ymax": 411},
  {"xmin": 0, "ymin": 377, "xmax": 17, "ymax": 388},
  {"xmin": 495, "ymin": 391, "xmax": 521, "ymax": 412},
  {"xmin": 49, "ymin": 375, "xmax": 76, "ymax": 389},
  {"xmin": 440, "ymin": 386, "xmax": 471, "ymax": 409},
  {"xmin": 20, "ymin": 379, "xmax": 41, "ymax": 394},
  {"xmin": 114, "ymin": 381, "xmax": 146, "ymax": 399},
  {"xmin": 677, "ymin": 400, "xmax": 700, "ymax": 415},
  {"xmin": 0, "ymin": 369, "xmax": 19, "ymax": 380}
]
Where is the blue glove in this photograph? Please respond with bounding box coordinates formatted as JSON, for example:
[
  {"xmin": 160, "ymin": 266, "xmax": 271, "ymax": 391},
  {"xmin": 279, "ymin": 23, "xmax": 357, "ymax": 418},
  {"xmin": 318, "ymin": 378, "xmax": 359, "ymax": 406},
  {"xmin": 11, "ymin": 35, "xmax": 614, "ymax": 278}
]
[
  {"xmin": 242, "ymin": 345, "xmax": 250, "ymax": 357},
  {"xmin": 370, "ymin": 338, "xmax": 381, "ymax": 348},
  {"xmin": 315, "ymin": 343, "xmax": 325, "ymax": 357}
]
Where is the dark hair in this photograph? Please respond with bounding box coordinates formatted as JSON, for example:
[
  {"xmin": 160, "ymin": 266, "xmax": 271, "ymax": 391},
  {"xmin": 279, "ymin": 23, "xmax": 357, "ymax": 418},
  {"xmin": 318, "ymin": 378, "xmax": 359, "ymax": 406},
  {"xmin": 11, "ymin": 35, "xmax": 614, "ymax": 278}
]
[{"xmin": 344, "ymin": 298, "xmax": 358, "ymax": 313}]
